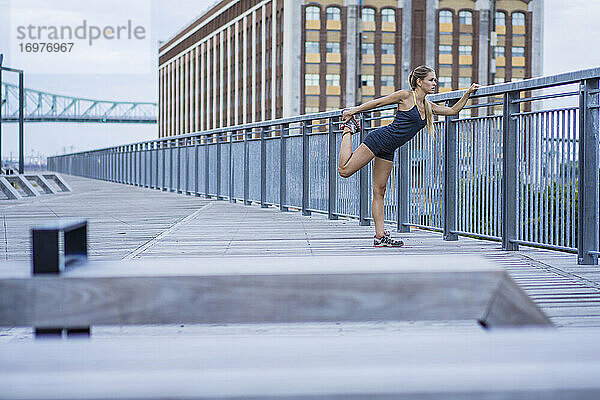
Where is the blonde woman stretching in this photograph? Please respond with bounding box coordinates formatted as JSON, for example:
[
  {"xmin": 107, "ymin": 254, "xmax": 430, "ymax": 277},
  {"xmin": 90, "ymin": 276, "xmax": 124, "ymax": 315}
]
[{"xmin": 339, "ymin": 65, "xmax": 480, "ymax": 247}]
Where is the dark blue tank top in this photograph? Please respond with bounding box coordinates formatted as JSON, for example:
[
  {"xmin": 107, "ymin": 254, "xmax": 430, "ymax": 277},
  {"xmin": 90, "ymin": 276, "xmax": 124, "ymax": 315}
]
[
  {"xmin": 384, "ymin": 92, "xmax": 427, "ymax": 147},
  {"xmin": 390, "ymin": 92, "xmax": 427, "ymax": 135}
]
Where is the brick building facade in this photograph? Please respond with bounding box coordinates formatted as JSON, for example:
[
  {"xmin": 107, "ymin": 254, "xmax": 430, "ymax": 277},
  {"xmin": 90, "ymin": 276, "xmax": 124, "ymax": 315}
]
[{"xmin": 158, "ymin": 0, "xmax": 543, "ymax": 137}]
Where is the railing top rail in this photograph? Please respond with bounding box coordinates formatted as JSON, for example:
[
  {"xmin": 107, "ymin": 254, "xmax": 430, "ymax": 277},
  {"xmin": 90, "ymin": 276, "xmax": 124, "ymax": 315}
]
[
  {"xmin": 48, "ymin": 67, "xmax": 600, "ymax": 160},
  {"xmin": 431, "ymin": 66, "xmax": 600, "ymax": 102}
]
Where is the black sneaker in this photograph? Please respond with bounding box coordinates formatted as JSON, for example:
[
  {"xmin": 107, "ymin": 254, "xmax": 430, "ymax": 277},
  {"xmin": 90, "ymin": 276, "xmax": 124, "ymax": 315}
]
[
  {"xmin": 373, "ymin": 233, "xmax": 404, "ymax": 247},
  {"xmin": 342, "ymin": 114, "xmax": 361, "ymax": 134}
]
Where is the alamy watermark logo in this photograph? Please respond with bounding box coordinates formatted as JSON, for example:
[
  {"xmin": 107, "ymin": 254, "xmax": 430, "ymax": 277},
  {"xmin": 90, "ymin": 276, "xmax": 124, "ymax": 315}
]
[{"xmin": 10, "ymin": 0, "xmax": 152, "ymax": 74}]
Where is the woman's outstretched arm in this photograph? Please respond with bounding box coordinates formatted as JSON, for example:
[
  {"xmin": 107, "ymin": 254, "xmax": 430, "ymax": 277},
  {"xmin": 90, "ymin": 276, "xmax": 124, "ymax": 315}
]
[
  {"xmin": 342, "ymin": 90, "xmax": 410, "ymax": 121},
  {"xmin": 430, "ymin": 83, "xmax": 480, "ymax": 116}
]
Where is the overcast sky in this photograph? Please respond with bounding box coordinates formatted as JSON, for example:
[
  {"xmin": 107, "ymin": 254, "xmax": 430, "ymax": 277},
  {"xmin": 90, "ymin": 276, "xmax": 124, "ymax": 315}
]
[{"xmin": 0, "ymin": 0, "xmax": 599, "ymax": 159}]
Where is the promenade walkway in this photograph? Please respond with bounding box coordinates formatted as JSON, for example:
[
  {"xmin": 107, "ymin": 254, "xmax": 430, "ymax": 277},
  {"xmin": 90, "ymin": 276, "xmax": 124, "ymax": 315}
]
[{"xmin": 1, "ymin": 173, "xmax": 599, "ymax": 335}]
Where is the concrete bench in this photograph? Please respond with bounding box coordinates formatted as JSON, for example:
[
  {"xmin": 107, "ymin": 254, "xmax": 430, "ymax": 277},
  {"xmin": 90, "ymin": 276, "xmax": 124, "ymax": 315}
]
[
  {"xmin": 0, "ymin": 254, "xmax": 551, "ymax": 330},
  {"xmin": 1, "ymin": 329, "xmax": 599, "ymax": 399}
]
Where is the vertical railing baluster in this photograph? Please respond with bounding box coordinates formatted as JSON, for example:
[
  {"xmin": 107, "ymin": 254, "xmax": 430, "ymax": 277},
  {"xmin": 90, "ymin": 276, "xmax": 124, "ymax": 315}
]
[
  {"xmin": 502, "ymin": 90, "xmax": 520, "ymax": 251},
  {"xmin": 444, "ymin": 99, "xmax": 459, "ymax": 241},
  {"xmin": 328, "ymin": 117, "xmax": 338, "ymax": 220},
  {"xmin": 280, "ymin": 123, "xmax": 288, "ymax": 211},
  {"xmin": 578, "ymin": 78, "xmax": 599, "ymax": 265},
  {"xmin": 302, "ymin": 121, "xmax": 311, "ymax": 216}
]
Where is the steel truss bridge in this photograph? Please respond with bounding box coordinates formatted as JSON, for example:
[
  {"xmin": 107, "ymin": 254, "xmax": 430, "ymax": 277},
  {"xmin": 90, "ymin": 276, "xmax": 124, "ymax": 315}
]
[{"xmin": 0, "ymin": 82, "xmax": 157, "ymax": 124}]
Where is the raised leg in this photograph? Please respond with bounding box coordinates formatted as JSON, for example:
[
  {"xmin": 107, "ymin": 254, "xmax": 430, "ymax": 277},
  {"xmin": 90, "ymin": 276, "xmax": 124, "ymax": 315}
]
[
  {"xmin": 338, "ymin": 128, "xmax": 375, "ymax": 178},
  {"xmin": 372, "ymin": 157, "xmax": 394, "ymax": 237}
]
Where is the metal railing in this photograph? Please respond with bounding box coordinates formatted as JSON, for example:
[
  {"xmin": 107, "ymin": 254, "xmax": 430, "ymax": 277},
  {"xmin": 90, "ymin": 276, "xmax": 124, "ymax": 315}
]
[{"xmin": 48, "ymin": 67, "xmax": 600, "ymax": 264}]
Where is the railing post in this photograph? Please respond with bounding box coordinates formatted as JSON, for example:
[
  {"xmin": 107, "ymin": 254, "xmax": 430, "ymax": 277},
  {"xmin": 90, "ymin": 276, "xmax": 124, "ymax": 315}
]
[
  {"xmin": 302, "ymin": 121, "xmax": 311, "ymax": 216},
  {"xmin": 578, "ymin": 78, "xmax": 599, "ymax": 265},
  {"xmin": 359, "ymin": 113, "xmax": 370, "ymax": 226},
  {"xmin": 328, "ymin": 117, "xmax": 338, "ymax": 220},
  {"xmin": 217, "ymin": 132, "xmax": 222, "ymax": 199},
  {"xmin": 161, "ymin": 141, "xmax": 167, "ymax": 191},
  {"xmin": 229, "ymin": 132, "xmax": 234, "ymax": 203},
  {"xmin": 244, "ymin": 129, "xmax": 250, "ymax": 205},
  {"xmin": 260, "ymin": 126, "xmax": 267, "ymax": 208},
  {"xmin": 176, "ymin": 138, "xmax": 182, "ymax": 193},
  {"xmin": 444, "ymin": 100, "xmax": 459, "ymax": 241},
  {"xmin": 279, "ymin": 123, "xmax": 288, "ymax": 211},
  {"xmin": 397, "ymin": 143, "xmax": 410, "ymax": 232},
  {"xmin": 184, "ymin": 138, "xmax": 190, "ymax": 194},
  {"xmin": 195, "ymin": 136, "xmax": 200, "ymax": 196},
  {"xmin": 502, "ymin": 90, "xmax": 520, "ymax": 251},
  {"xmin": 169, "ymin": 139, "xmax": 175, "ymax": 192},
  {"xmin": 205, "ymin": 134, "xmax": 210, "ymax": 197}
]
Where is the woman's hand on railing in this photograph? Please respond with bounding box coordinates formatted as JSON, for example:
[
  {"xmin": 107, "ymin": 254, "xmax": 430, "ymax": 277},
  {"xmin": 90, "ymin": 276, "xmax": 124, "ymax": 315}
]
[
  {"xmin": 467, "ymin": 83, "xmax": 481, "ymax": 95},
  {"xmin": 342, "ymin": 108, "xmax": 354, "ymax": 123}
]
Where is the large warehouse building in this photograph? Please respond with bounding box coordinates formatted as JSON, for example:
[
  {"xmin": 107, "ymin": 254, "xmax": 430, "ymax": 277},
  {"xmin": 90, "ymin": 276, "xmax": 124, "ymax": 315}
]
[{"xmin": 158, "ymin": 0, "xmax": 543, "ymax": 138}]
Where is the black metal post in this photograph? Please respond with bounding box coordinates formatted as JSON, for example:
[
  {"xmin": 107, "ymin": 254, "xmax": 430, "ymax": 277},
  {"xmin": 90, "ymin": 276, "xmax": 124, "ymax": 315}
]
[
  {"xmin": 578, "ymin": 78, "xmax": 599, "ymax": 265},
  {"xmin": 502, "ymin": 91, "xmax": 519, "ymax": 251},
  {"xmin": 443, "ymin": 100, "xmax": 459, "ymax": 241}
]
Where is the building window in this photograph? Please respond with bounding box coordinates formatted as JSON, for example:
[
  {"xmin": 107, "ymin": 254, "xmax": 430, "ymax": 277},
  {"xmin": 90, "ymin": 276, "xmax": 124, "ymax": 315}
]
[
  {"xmin": 326, "ymin": 42, "xmax": 340, "ymax": 53},
  {"xmin": 439, "ymin": 10, "xmax": 452, "ymax": 24},
  {"xmin": 305, "ymin": 74, "xmax": 319, "ymax": 86},
  {"xmin": 382, "ymin": 8, "xmax": 395, "ymax": 22},
  {"xmin": 513, "ymin": 12, "xmax": 525, "ymax": 26},
  {"xmin": 494, "ymin": 77, "xmax": 505, "ymax": 84},
  {"xmin": 361, "ymin": 42, "xmax": 374, "ymax": 55},
  {"xmin": 306, "ymin": 6, "xmax": 320, "ymax": 21},
  {"xmin": 381, "ymin": 75, "xmax": 394, "ymax": 87},
  {"xmin": 305, "ymin": 106, "xmax": 319, "ymax": 113},
  {"xmin": 362, "ymin": 8, "xmax": 375, "ymax": 22},
  {"xmin": 438, "ymin": 76, "xmax": 452, "ymax": 88},
  {"xmin": 512, "ymin": 46, "xmax": 525, "ymax": 57},
  {"xmin": 327, "ymin": 6, "xmax": 340, "ymax": 21},
  {"xmin": 326, "ymin": 74, "xmax": 340, "ymax": 86},
  {"xmin": 439, "ymin": 45, "xmax": 452, "ymax": 54},
  {"xmin": 495, "ymin": 12, "xmax": 506, "ymax": 27},
  {"xmin": 361, "ymin": 74, "xmax": 374, "ymax": 87},
  {"xmin": 459, "ymin": 10, "xmax": 472, "ymax": 25},
  {"xmin": 511, "ymin": 77, "xmax": 524, "ymax": 82},
  {"xmin": 381, "ymin": 43, "xmax": 395, "ymax": 55},
  {"xmin": 458, "ymin": 77, "xmax": 471, "ymax": 89},
  {"xmin": 512, "ymin": 66, "xmax": 526, "ymax": 76},
  {"xmin": 494, "ymin": 46, "xmax": 505, "ymax": 57},
  {"xmin": 458, "ymin": 45, "xmax": 472, "ymax": 55},
  {"xmin": 305, "ymin": 41, "xmax": 319, "ymax": 54}
]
